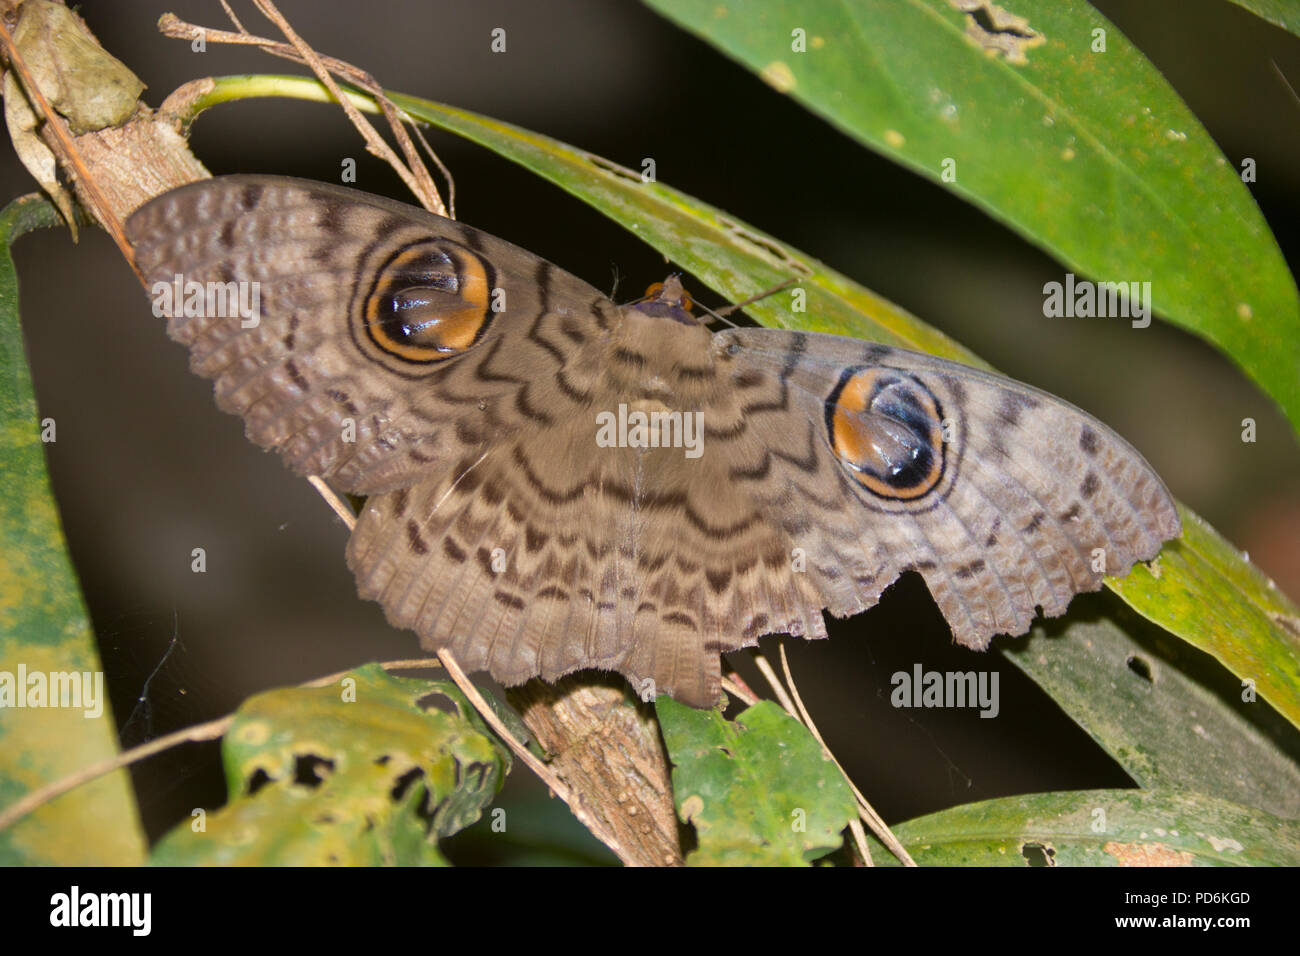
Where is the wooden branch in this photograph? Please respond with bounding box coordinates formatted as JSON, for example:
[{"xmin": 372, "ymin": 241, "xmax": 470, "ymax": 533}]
[
  {"xmin": 0, "ymin": 4, "xmax": 207, "ymax": 249},
  {"xmin": 507, "ymin": 676, "xmax": 683, "ymax": 866}
]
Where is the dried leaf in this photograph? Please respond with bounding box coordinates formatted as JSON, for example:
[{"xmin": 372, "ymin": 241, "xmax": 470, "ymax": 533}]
[
  {"xmin": 11, "ymin": 0, "xmax": 143, "ymax": 133},
  {"xmin": 2, "ymin": 70, "xmax": 75, "ymax": 233},
  {"xmin": 1, "ymin": 0, "xmax": 146, "ymax": 234}
]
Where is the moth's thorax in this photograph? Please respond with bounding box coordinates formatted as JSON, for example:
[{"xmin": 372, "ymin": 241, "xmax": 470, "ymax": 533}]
[
  {"xmin": 629, "ymin": 275, "xmax": 701, "ymax": 327},
  {"xmin": 605, "ymin": 307, "xmax": 716, "ymax": 403}
]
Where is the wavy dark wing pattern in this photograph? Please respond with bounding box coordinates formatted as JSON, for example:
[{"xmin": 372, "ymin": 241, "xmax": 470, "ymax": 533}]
[
  {"xmin": 126, "ymin": 174, "xmax": 616, "ymax": 495},
  {"xmin": 344, "ymin": 306, "xmax": 830, "ymax": 708},
  {"xmin": 127, "ymin": 176, "xmax": 1181, "ymax": 707},
  {"xmin": 127, "ymin": 176, "xmax": 813, "ymax": 705},
  {"xmin": 713, "ymin": 328, "xmax": 1181, "ymax": 651}
]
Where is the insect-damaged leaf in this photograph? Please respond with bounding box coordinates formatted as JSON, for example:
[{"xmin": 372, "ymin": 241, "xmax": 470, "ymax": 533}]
[
  {"xmin": 998, "ymin": 603, "xmax": 1300, "ymax": 821},
  {"xmin": 657, "ymin": 697, "xmax": 856, "ymax": 865},
  {"xmin": 869, "ymin": 788, "xmax": 1300, "ymax": 866},
  {"xmin": 150, "ymin": 664, "xmax": 508, "ymax": 865}
]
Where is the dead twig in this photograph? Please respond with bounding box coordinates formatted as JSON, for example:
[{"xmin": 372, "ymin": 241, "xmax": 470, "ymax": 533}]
[
  {"xmin": 0, "ymin": 12, "xmax": 139, "ymax": 272},
  {"xmin": 158, "ymin": 4, "xmax": 452, "ymax": 216}
]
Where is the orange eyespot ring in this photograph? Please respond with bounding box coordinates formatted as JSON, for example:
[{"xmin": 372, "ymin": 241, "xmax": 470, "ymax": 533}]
[
  {"xmin": 362, "ymin": 241, "xmax": 494, "ymax": 363},
  {"xmin": 825, "ymin": 367, "xmax": 946, "ymax": 501}
]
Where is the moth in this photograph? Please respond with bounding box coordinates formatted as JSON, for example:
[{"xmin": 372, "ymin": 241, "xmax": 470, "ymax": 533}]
[{"xmin": 125, "ymin": 176, "xmax": 1181, "ymax": 707}]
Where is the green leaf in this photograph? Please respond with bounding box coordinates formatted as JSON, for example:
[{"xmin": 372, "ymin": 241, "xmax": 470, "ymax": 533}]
[
  {"xmin": 871, "ymin": 788, "xmax": 1300, "ymax": 866},
  {"xmin": 1222, "ymin": 0, "xmax": 1300, "ymax": 36},
  {"xmin": 999, "ymin": 601, "xmax": 1300, "ymax": 820},
  {"xmin": 386, "ymin": 94, "xmax": 983, "ymax": 362},
  {"xmin": 644, "ymin": 0, "xmax": 1300, "ymax": 434},
  {"xmin": 0, "ymin": 195, "xmax": 146, "ymax": 865},
  {"xmin": 656, "ymin": 697, "xmax": 855, "ymax": 865},
  {"xmin": 150, "ymin": 663, "xmax": 508, "ymax": 865},
  {"xmin": 1109, "ymin": 505, "xmax": 1300, "ymax": 733}
]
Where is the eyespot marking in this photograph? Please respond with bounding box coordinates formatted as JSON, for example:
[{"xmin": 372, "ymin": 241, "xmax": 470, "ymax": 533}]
[
  {"xmin": 825, "ymin": 367, "xmax": 946, "ymax": 501},
  {"xmin": 362, "ymin": 240, "xmax": 495, "ymax": 363}
]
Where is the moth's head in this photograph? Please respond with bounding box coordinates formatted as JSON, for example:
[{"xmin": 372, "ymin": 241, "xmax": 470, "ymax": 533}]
[{"xmin": 629, "ymin": 275, "xmax": 702, "ymax": 326}]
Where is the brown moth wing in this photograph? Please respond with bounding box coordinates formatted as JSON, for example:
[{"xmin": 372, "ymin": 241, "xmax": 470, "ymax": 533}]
[
  {"xmin": 126, "ymin": 175, "xmax": 616, "ymax": 496},
  {"xmin": 126, "ymin": 175, "xmax": 821, "ymax": 706},
  {"xmin": 715, "ymin": 329, "xmax": 1181, "ymax": 652},
  {"xmin": 346, "ymin": 310, "xmax": 829, "ymax": 707}
]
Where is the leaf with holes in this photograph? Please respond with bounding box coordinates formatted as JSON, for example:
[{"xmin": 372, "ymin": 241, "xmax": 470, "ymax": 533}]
[
  {"xmin": 149, "ymin": 663, "xmax": 508, "ymax": 865},
  {"xmin": 657, "ymin": 697, "xmax": 856, "ymax": 865},
  {"xmin": 998, "ymin": 601, "xmax": 1300, "ymax": 820},
  {"xmin": 870, "ymin": 788, "xmax": 1300, "ymax": 866},
  {"xmin": 1108, "ymin": 505, "xmax": 1300, "ymax": 733}
]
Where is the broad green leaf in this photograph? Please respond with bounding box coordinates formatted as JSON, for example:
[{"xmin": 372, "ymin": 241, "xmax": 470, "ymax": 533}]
[
  {"xmin": 387, "ymin": 94, "xmax": 981, "ymax": 362},
  {"xmin": 1109, "ymin": 505, "xmax": 1300, "ymax": 733},
  {"xmin": 187, "ymin": 78, "xmax": 1300, "ymax": 731},
  {"xmin": 871, "ymin": 788, "xmax": 1300, "ymax": 866},
  {"xmin": 1223, "ymin": 0, "xmax": 1300, "ymax": 36},
  {"xmin": 999, "ymin": 601, "xmax": 1300, "ymax": 820},
  {"xmin": 656, "ymin": 697, "xmax": 855, "ymax": 865},
  {"xmin": 0, "ymin": 195, "xmax": 145, "ymax": 865},
  {"xmin": 645, "ymin": 0, "xmax": 1300, "ymax": 434},
  {"xmin": 150, "ymin": 663, "xmax": 508, "ymax": 865}
]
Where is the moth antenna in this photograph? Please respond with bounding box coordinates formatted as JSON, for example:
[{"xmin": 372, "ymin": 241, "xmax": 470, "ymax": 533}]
[
  {"xmin": 693, "ymin": 300, "xmax": 741, "ymax": 330},
  {"xmin": 714, "ymin": 277, "xmax": 799, "ymax": 318},
  {"xmin": 607, "ymin": 263, "xmax": 625, "ymax": 302}
]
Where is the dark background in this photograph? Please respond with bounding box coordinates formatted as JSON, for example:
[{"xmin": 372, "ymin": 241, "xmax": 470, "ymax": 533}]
[{"xmin": 4, "ymin": 0, "xmax": 1299, "ymax": 862}]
